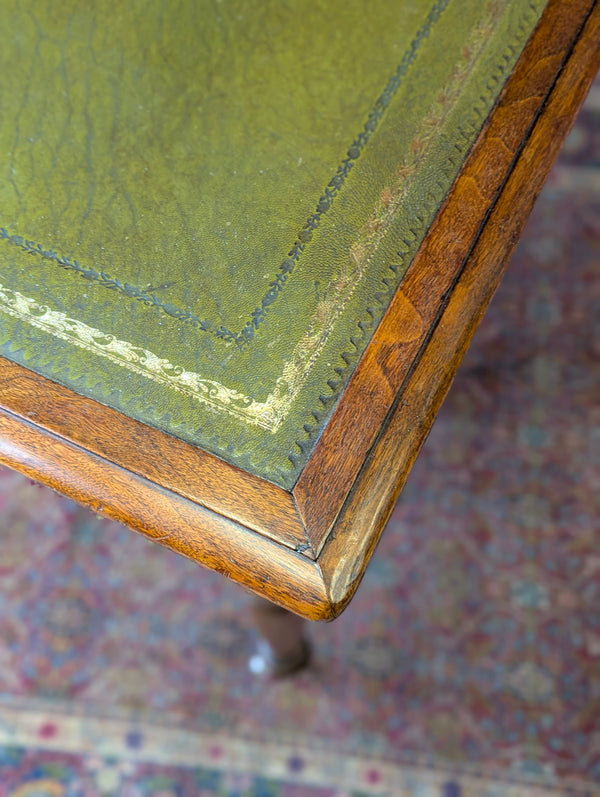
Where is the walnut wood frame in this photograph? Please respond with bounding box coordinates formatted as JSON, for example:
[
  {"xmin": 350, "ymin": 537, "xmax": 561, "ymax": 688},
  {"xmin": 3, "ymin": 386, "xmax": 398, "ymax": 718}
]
[{"xmin": 0, "ymin": 0, "xmax": 598, "ymax": 620}]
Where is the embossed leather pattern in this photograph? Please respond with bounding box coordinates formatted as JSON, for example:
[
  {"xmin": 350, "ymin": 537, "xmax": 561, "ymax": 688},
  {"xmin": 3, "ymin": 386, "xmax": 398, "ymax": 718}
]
[{"xmin": 0, "ymin": 0, "xmax": 547, "ymax": 486}]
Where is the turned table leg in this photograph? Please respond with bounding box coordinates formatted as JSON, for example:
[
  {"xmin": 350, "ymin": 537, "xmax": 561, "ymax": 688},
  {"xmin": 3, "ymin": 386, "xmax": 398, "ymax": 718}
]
[{"xmin": 248, "ymin": 596, "xmax": 311, "ymax": 677}]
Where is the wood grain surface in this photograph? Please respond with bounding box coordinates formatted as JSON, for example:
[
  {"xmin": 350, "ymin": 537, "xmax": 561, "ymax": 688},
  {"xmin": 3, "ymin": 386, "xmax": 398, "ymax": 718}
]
[{"xmin": 0, "ymin": 0, "xmax": 597, "ymax": 619}]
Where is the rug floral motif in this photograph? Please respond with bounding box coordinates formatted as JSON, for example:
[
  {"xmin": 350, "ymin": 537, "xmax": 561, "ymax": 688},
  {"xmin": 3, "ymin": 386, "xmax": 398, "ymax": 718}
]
[{"xmin": 0, "ymin": 82, "xmax": 598, "ymax": 797}]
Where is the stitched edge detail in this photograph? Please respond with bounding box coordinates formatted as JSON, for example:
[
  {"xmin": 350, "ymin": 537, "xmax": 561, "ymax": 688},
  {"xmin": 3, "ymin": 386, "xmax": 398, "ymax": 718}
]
[{"xmin": 288, "ymin": 0, "xmax": 545, "ymax": 471}]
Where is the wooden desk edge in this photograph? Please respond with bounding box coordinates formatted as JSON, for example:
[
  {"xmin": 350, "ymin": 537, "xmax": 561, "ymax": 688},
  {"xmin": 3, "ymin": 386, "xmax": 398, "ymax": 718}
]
[
  {"xmin": 319, "ymin": 0, "xmax": 600, "ymax": 617},
  {"xmin": 0, "ymin": 405, "xmax": 332, "ymax": 619},
  {"xmin": 0, "ymin": 361, "xmax": 312, "ymax": 555}
]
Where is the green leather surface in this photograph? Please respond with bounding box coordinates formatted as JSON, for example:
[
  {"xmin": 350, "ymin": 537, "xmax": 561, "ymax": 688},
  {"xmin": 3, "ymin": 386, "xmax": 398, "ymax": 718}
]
[{"xmin": 0, "ymin": 0, "xmax": 547, "ymax": 487}]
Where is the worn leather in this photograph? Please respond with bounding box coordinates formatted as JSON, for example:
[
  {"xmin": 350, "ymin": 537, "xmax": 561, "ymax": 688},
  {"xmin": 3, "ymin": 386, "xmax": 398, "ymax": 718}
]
[{"xmin": 0, "ymin": 0, "xmax": 547, "ymax": 486}]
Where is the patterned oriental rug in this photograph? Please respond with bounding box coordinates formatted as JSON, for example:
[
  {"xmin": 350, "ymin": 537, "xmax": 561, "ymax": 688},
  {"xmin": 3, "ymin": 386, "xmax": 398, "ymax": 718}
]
[{"xmin": 0, "ymin": 87, "xmax": 599, "ymax": 797}]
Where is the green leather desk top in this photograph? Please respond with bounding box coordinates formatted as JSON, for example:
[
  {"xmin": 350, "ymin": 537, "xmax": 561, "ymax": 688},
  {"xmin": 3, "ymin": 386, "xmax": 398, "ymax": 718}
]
[{"xmin": 0, "ymin": 0, "xmax": 547, "ymax": 488}]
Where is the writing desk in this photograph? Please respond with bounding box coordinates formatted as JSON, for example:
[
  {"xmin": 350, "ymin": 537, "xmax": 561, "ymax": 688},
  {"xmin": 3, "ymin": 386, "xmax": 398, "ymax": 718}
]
[{"xmin": 0, "ymin": 0, "xmax": 598, "ymax": 624}]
